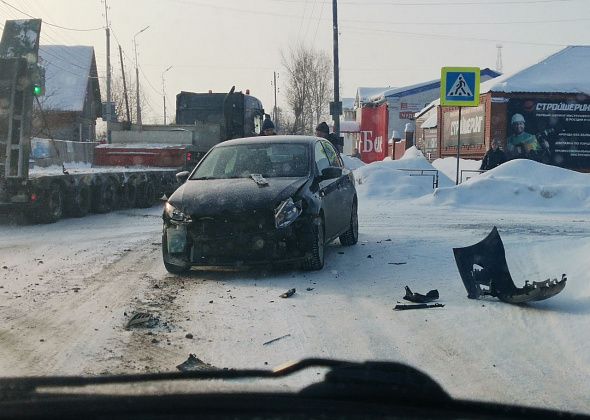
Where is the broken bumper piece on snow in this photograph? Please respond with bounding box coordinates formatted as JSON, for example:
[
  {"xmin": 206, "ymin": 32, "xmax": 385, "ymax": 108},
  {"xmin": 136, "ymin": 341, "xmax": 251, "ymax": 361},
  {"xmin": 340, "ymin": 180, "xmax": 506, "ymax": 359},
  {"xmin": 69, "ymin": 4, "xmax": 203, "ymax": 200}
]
[{"xmin": 453, "ymin": 226, "xmax": 567, "ymax": 304}]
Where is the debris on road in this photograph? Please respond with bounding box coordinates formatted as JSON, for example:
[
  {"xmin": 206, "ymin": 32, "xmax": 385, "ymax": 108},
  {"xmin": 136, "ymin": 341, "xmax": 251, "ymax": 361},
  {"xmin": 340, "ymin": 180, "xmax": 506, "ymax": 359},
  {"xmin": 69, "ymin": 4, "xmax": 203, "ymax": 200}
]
[
  {"xmin": 306, "ymin": 287, "xmax": 314, "ymax": 291},
  {"xmin": 185, "ymin": 333, "xmax": 194, "ymax": 339},
  {"xmin": 367, "ymin": 255, "xmax": 372, "ymax": 259},
  {"xmin": 388, "ymin": 262, "xmax": 407, "ymax": 265},
  {"xmin": 176, "ymin": 354, "xmax": 219, "ymax": 371},
  {"xmin": 403, "ymin": 286, "xmax": 439, "ymax": 303},
  {"xmin": 263, "ymin": 334, "xmax": 291, "ymax": 346},
  {"xmin": 394, "ymin": 303, "xmax": 445, "ymax": 311},
  {"xmin": 280, "ymin": 288, "xmax": 296, "ymax": 298},
  {"xmin": 453, "ymin": 227, "xmax": 567, "ymax": 304},
  {"xmin": 125, "ymin": 312, "xmax": 159, "ymax": 329}
]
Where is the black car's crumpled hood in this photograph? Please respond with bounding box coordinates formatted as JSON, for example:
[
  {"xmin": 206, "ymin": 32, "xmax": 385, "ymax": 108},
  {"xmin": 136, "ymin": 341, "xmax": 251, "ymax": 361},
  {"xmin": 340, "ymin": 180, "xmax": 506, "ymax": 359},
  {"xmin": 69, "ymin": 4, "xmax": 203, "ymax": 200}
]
[{"xmin": 169, "ymin": 177, "xmax": 308, "ymax": 216}]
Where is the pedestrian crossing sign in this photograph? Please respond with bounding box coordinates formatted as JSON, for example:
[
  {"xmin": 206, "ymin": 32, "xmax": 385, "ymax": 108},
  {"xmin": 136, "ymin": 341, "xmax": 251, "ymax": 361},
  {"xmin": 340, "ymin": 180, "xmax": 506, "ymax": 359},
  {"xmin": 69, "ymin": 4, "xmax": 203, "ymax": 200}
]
[{"xmin": 440, "ymin": 67, "xmax": 480, "ymax": 107}]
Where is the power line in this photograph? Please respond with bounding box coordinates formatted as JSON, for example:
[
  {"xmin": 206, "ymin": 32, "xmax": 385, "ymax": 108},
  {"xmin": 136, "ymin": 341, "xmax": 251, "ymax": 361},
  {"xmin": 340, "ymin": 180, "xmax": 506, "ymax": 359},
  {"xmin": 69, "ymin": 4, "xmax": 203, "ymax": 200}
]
[
  {"xmin": 342, "ymin": 25, "xmax": 571, "ymax": 47},
  {"xmin": 0, "ymin": 0, "xmax": 104, "ymax": 31},
  {"xmin": 269, "ymin": 0, "xmax": 575, "ymax": 5},
  {"xmin": 138, "ymin": 64, "xmax": 162, "ymax": 96}
]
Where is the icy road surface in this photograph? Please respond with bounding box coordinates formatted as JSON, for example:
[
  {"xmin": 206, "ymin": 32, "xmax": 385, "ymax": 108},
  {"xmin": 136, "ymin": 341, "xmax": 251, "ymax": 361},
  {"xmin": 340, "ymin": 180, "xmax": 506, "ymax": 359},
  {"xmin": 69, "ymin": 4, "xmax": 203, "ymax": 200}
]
[{"xmin": 1, "ymin": 153, "xmax": 590, "ymax": 413}]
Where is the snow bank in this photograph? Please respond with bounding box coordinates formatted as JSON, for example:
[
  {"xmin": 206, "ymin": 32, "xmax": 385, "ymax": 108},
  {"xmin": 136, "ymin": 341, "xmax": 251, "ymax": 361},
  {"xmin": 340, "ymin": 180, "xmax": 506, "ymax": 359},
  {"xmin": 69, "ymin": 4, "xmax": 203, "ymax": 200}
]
[
  {"xmin": 342, "ymin": 155, "xmax": 364, "ymax": 170},
  {"xmin": 432, "ymin": 157, "xmax": 482, "ymax": 182},
  {"xmin": 355, "ymin": 147, "xmax": 453, "ymax": 200},
  {"xmin": 423, "ymin": 159, "xmax": 590, "ymax": 211}
]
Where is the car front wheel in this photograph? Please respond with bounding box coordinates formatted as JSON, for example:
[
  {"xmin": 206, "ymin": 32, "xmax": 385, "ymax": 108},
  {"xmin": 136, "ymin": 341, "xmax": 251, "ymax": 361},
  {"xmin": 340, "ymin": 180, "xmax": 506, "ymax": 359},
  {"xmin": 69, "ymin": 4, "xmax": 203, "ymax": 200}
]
[
  {"xmin": 302, "ymin": 216, "xmax": 325, "ymax": 271},
  {"xmin": 339, "ymin": 200, "xmax": 358, "ymax": 246}
]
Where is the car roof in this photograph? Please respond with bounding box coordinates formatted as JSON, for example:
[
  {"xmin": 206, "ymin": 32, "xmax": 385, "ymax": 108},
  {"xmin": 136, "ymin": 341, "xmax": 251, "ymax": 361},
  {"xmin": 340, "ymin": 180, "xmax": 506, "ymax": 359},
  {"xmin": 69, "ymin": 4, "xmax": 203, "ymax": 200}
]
[{"xmin": 217, "ymin": 135, "xmax": 320, "ymax": 147}]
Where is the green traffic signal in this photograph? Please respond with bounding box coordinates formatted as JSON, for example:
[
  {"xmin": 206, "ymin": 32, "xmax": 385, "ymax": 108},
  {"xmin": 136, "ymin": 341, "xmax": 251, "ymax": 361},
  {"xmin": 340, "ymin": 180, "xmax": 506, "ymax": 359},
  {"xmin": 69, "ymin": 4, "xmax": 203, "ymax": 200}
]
[{"xmin": 33, "ymin": 84, "xmax": 43, "ymax": 96}]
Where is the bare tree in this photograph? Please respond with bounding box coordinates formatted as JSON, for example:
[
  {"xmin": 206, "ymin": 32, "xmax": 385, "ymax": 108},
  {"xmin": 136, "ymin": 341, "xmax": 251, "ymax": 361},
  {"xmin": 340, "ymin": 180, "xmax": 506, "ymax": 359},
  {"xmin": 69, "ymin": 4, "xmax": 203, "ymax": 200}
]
[{"xmin": 282, "ymin": 44, "xmax": 332, "ymax": 135}]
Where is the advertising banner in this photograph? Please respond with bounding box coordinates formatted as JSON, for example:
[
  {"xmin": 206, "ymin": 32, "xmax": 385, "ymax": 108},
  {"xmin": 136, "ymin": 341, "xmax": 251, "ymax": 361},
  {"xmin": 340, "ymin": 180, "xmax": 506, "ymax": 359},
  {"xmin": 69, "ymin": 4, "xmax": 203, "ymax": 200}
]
[
  {"xmin": 506, "ymin": 99, "xmax": 590, "ymax": 169},
  {"xmin": 358, "ymin": 104, "xmax": 388, "ymax": 163},
  {"xmin": 442, "ymin": 104, "xmax": 485, "ymax": 147}
]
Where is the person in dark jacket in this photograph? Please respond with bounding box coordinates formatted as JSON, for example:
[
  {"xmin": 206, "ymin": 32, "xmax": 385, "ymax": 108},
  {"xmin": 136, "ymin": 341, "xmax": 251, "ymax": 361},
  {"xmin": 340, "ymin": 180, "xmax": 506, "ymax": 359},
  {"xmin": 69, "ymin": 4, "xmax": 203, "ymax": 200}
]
[
  {"xmin": 315, "ymin": 121, "xmax": 343, "ymax": 152},
  {"xmin": 480, "ymin": 139, "xmax": 507, "ymax": 170},
  {"xmin": 260, "ymin": 117, "xmax": 276, "ymax": 136}
]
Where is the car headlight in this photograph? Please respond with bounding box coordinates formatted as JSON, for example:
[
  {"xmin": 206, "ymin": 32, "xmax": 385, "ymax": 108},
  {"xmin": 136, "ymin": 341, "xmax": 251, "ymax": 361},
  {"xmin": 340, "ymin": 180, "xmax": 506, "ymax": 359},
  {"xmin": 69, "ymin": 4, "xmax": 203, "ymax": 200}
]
[
  {"xmin": 164, "ymin": 202, "xmax": 192, "ymax": 223},
  {"xmin": 274, "ymin": 198, "xmax": 302, "ymax": 229}
]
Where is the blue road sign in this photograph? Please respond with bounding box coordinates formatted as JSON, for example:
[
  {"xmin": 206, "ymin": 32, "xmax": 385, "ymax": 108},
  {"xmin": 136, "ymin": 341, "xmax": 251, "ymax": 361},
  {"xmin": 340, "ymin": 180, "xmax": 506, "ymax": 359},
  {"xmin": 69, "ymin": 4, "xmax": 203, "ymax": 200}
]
[{"xmin": 440, "ymin": 67, "xmax": 480, "ymax": 107}]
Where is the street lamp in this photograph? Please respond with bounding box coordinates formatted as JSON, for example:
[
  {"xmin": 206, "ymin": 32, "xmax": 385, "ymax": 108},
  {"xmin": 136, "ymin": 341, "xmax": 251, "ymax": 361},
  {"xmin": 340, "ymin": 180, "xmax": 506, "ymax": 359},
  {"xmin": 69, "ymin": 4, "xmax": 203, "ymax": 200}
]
[
  {"xmin": 162, "ymin": 65, "xmax": 173, "ymax": 125},
  {"xmin": 133, "ymin": 25, "xmax": 150, "ymax": 128}
]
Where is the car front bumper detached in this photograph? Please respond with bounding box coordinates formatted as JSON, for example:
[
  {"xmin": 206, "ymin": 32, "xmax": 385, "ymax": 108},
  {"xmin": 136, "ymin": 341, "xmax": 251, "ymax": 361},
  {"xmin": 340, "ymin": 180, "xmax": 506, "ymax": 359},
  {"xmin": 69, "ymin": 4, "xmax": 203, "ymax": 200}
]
[{"xmin": 453, "ymin": 227, "xmax": 566, "ymax": 304}]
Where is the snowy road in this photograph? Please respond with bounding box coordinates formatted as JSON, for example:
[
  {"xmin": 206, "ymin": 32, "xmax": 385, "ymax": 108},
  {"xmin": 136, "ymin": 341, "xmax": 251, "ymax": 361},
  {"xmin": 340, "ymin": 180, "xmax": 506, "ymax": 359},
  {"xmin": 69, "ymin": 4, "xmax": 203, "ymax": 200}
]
[
  {"xmin": 1, "ymin": 196, "xmax": 589, "ymax": 413},
  {"xmin": 0, "ymin": 203, "xmax": 590, "ymax": 411}
]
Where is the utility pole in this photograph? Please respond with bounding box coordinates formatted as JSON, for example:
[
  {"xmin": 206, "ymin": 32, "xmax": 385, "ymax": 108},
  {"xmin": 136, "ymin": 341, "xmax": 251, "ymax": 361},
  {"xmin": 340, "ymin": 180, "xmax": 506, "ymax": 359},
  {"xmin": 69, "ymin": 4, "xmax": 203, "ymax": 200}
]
[
  {"xmin": 104, "ymin": 0, "xmax": 112, "ymax": 143},
  {"xmin": 272, "ymin": 71, "xmax": 278, "ymax": 125},
  {"xmin": 331, "ymin": 0, "xmax": 341, "ymax": 146},
  {"xmin": 133, "ymin": 26, "xmax": 149, "ymax": 130},
  {"xmin": 119, "ymin": 45, "xmax": 131, "ymax": 125},
  {"xmin": 162, "ymin": 65, "xmax": 172, "ymax": 125},
  {"xmin": 496, "ymin": 44, "xmax": 503, "ymax": 73}
]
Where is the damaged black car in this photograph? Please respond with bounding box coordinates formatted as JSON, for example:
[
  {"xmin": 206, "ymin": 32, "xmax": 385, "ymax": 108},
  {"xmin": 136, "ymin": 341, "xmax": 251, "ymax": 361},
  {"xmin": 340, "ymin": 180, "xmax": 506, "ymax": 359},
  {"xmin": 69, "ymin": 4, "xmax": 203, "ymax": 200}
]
[{"xmin": 162, "ymin": 136, "xmax": 358, "ymax": 273}]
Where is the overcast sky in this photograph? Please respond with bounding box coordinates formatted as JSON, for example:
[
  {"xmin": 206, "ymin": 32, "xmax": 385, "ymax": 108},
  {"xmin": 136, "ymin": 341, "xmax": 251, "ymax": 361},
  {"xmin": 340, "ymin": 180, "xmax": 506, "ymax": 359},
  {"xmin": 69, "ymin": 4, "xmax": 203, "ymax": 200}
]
[{"xmin": 1, "ymin": 0, "xmax": 589, "ymax": 124}]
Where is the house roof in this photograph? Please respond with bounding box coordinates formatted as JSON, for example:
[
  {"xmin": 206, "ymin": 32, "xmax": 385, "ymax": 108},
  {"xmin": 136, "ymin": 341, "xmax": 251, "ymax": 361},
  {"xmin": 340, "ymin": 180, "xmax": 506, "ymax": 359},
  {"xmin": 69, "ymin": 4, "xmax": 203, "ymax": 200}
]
[
  {"xmin": 371, "ymin": 68, "xmax": 501, "ymax": 103},
  {"xmin": 38, "ymin": 45, "xmax": 101, "ymax": 112},
  {"xmin": 480, "ymin": 46, "xmax": 590, "ymax": 94},
  {"xmin": 420, "ymin": 113, "xmax": 438, "ymax": 129},
  {"xmin": 355, "ymin": 87, "xmax": 391, "ymax": 107}
]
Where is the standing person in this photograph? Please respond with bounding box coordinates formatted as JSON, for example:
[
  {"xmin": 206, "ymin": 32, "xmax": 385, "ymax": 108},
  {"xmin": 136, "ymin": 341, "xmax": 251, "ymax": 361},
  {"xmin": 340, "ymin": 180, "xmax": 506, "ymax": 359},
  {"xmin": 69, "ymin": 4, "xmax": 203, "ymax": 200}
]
[
  {"xmin": 315, "ymin": 121, "xmax": 343, "ymax": 152},
  {"xmin": 480, "ymin": 139, "xmax": 507, "ymax": 170},
  {"xmin": 506, "ymin": 113, "xmax": 540, "ymax": 158},
  {"xmin": 260, "ymin": 117, "xmax": 276, "ymax": 136}
]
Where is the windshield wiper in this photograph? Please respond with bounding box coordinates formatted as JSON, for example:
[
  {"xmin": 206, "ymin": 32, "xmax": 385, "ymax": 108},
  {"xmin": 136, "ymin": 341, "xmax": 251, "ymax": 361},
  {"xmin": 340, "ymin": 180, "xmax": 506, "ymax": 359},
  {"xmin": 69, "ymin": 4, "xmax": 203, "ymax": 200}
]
[
  {"xmin": 0, "ymin": 358, "xmax": 449, "ymax": 403},
  {"xmin": 192, "ymin": 176, "xmax": 218, "ymax": 180}
]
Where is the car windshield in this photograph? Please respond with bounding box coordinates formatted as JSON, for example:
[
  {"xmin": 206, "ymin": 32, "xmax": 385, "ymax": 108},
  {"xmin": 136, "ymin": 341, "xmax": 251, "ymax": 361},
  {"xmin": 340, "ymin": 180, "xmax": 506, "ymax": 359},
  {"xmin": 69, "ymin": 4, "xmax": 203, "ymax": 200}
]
[
  {"xmin": 190, "ymin": 143, "xmax": 310, "ymax": 179},
  {"xmin": 1, "ymin": 1, "xmax": 590, "ymax": 418}
]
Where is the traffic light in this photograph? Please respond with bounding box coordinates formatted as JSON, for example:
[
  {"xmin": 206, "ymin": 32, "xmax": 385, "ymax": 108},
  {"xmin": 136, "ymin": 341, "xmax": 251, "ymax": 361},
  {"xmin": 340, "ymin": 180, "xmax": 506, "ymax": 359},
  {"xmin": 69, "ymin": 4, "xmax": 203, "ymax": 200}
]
[{"xmin": 30, "ymin": 64, "xmax": 45, "ymax": 97}]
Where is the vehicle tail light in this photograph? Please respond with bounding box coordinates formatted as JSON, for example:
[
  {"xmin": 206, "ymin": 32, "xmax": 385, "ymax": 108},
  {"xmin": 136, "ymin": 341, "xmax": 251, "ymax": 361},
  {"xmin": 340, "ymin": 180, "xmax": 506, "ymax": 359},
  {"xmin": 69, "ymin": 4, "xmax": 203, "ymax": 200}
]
[{"xmin": 30, "ymin": 193, "xmax": 38, "ymax": 202}]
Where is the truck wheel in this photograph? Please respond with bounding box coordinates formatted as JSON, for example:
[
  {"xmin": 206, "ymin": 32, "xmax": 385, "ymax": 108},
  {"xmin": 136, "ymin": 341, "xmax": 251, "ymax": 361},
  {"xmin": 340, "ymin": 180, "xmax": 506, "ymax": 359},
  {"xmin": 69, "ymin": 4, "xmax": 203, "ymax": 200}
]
[
  {"xmin": 37, "ymin": 183, "xmax": 64, "ymax": 224},
  {"xmin": 339, "ymin": 200, "xmax": 358, "ymax": 246},
  {"xmin": 121, "ymin": 182, "xmax": 137, "ymax": 208},
  {"xmin": 66, "ymin": 184, "xmax": 91, "ymax": 217},
  {"xmin": 136, "ymin": 181, "xmax": 156, "ymax": 208},
  {"xmin": 92, "ymin": 179, "xmax": 117, "ymax": 213},
  {"xmin": 302, "ymin": 216, "xmax": 325, "ymax": 271}
]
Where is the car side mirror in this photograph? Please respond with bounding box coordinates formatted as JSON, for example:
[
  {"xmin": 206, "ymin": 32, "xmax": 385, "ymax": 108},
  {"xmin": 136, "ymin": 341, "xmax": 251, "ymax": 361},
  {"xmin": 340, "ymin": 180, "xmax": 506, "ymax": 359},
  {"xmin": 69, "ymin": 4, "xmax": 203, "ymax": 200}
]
[
  {"xmin": 320, "ymin": 167, "xmax": 342, "ymax": 180},
  {"xmin": 176, "ymin": 171, "xmax": 190, "ymax": 183}
]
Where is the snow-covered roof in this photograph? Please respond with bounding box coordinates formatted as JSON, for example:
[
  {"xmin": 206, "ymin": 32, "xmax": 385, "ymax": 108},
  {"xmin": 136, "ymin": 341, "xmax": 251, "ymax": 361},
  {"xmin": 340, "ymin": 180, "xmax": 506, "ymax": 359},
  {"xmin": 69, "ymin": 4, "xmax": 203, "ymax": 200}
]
[
  {"xmin": 372, "ymin": 79, "xmax": 439, "ymax": 102},
  {"xmin": 38, "ymin": 45, "xmax": 101, "ymax": 112},
  {"xmin": 420, "ymin": 113, "xmax": 437, "ymax": 129},
  {"xmin": 415, "ymin": 98, "xmax": 440, "ymax": 119},
  {"xmin": 480, "ymin": 46, "xmax": 590, "ymax": 94},
  {"xmin": 355, "ymin": 87, "xmax": 391, "ymax": 107}
]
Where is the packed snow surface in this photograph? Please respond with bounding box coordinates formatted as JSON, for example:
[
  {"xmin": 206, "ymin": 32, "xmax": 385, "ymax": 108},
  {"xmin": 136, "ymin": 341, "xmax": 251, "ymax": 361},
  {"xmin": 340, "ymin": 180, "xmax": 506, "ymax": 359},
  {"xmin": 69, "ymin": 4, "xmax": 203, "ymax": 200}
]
[
  {"xmin": 355, "ymin": 147, "xmax": 453, "ymax": 199},
  {"xmin": 342, "ymin": 155, "xmax": 364, "ymax": 170},
  {"xmin": 432, "ymin": 156, "xmax": 482, "ymax": 182},
  {"xmin": 426, "ymin": 159, "xmax": 590, "ymax": 211}
]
